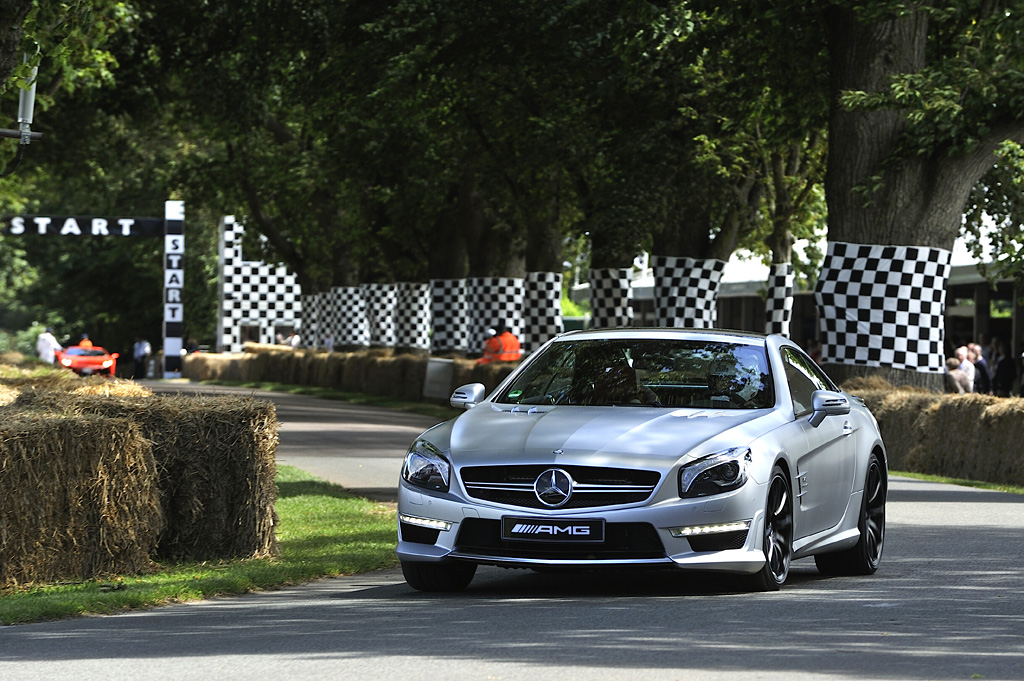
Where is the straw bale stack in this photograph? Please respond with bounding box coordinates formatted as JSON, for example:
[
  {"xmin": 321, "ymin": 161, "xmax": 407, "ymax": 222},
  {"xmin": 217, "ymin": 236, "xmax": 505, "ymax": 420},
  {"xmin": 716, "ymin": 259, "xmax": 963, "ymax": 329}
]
[
  {"xmin": 845, "ymin": 388, "xmax": 943, "ymax": 472},
  {"xmin": 2, "ymin": 387, "xmax": 279, "ymax": 563},
  {"xmin": 0, "ymin": 415, "xmax": 162, "ymax": 586},
  {"xmin": 976, "ymin": 398, "xmax": 1024, "ymax": 486}
]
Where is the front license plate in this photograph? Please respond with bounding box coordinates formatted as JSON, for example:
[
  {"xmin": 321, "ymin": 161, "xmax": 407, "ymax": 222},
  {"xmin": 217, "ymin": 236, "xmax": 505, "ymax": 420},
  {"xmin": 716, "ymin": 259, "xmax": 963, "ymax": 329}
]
[
  {"xmin": 80, "ymin": 368, "xmax": 93, "ymax": 375},
  {"xmin": 501, "ymin": 516, "xmax": 605, "ymax": 542}
]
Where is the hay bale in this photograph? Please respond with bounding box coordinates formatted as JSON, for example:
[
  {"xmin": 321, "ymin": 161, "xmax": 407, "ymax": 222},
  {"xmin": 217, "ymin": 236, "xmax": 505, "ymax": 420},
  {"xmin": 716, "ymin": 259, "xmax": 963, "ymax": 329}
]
[
  {"xmin": 977, "ymin": 398, "xmax": 1024, "ymax": 486},
  {"xmin": 184, "ymin": 352, "xmax": 249, "ymax": 382},
  {"xmin": 853, "ymin": 389, "xmax": 943, "ymax": 472},
  {"xmin": 133, "ymin": 395, "xmax": 279, "ymax": 561},
  {"xmin": 2, "ymin": 389, "xmax": 279, "ymax": 562},
  {"xmin": 911, "ymin": 393, "xmax": 999, "ymax": 480},
  {"xmin": 0, "ymin": 415, "xmax": 162, "ymax": 586}
]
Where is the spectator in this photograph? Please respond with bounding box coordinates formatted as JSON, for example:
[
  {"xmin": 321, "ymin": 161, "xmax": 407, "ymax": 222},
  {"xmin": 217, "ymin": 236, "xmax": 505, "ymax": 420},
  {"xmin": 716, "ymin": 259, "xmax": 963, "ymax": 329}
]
[
  {"xmin": 945, "ymin": 357, "xmax": 970, "ymax": 394},
  {"xmin": 969, "ymin": 343, "xmax": 992, "ymax": 395},
  {"xmin": 991, "ymin": 339, "xmax": 1017, "ymax": 397},
  {"xmin": 955, "ymin": 345, "xmax": 975, "ymax": 392},
  {"xmin": 36, "ymin": 327, "xmax": 62, "ymax": 363},
  {"xmin": 132, "ymin": 337, "xmax": 152, "ymax": 379},
  {"xmin": 476, "ymin": 323, "xmax": 522, "ymax": 365}
]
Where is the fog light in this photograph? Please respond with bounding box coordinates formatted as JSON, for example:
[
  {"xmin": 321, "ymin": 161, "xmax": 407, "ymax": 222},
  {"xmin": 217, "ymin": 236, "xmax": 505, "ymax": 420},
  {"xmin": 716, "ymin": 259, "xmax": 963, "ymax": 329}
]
[
  {"xmin": 668, "ymin": 520, "xmax": 750, "ymax": 538},
  {"xmin": 399, "ymin": 514, "xmax": 452, "ymax": 532}
]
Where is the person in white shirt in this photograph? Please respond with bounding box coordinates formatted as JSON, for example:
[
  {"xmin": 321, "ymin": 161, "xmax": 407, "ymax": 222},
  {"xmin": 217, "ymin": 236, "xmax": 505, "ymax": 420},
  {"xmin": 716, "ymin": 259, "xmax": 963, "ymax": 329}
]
[
  {"xmin": 36, "ymin": 327, "xmax": 62, "ymax": 363},
  {"xmin": 955, "ymin": 345, "xmax": 975, "ymax": 392}
]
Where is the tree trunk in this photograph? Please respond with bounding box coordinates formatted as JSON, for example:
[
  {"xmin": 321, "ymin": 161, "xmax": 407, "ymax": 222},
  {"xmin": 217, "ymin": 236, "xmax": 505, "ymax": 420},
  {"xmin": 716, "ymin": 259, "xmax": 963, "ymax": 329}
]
[
  {"xmin": 824, "ymin": 6, "xmax": 963, "ymax": 249},
  {"xmin": 0, "ymin": 2, "xmax": 31, "ymax": 87},
  {"xmin": 819, "ymin": 7, "xmax": 997, "ymax": 389},
  {"xmin": 428, "ymin": 185, "xmax": 469, "ymax": 280}
]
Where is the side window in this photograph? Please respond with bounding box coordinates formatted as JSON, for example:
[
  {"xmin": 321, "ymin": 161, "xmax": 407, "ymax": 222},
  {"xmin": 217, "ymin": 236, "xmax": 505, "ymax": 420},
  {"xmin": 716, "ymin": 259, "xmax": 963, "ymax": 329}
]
[{"xmin": 783, "ymin": 347, "xmax": 831, "ymax": 417}]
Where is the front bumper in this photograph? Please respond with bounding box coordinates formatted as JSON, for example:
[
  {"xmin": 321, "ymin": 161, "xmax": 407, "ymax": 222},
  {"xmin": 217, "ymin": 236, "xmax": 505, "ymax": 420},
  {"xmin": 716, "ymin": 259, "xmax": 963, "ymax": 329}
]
[{"xmin": 396, "ymin": 479, "xmax": 768, "ymax": 575}]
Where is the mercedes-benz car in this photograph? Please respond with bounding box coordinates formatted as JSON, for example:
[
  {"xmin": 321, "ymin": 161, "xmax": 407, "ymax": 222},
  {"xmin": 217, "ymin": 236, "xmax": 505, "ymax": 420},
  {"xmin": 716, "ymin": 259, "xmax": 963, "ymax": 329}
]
[{"xmin": 398, "ymin": 328, "xmax": 887, "ymax": 592}]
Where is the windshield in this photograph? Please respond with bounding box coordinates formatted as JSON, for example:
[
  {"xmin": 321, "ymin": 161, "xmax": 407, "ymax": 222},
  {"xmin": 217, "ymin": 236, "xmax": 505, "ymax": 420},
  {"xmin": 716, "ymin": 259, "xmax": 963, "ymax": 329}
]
[
  {"xmin": 66, "ymin": 347, "xmax": 109, "ymax": 357},
  {"xmin": 496, "ymin": 338, "xmax": 774, "ymax": 409}
]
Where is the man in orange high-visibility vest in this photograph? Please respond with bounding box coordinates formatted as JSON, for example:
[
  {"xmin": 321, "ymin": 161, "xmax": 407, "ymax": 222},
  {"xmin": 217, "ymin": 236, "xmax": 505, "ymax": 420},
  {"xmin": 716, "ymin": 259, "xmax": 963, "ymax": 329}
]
[{"xmin": 476, "ymin": 324, "xmax": 522, "ymax": 364}]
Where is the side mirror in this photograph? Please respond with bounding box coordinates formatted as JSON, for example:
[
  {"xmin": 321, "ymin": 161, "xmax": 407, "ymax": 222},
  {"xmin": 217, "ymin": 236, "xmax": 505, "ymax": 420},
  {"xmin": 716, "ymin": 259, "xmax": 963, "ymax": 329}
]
[
  {"xmin": 450, "ymin": 383, "xmax": 486, "ymax": 410},
  {"xmin": 111, "ymin": 352, "xmax": 120, "ymax": 359},
  {"xmin": 808, "ymin": 390, "xmax": 850, "ymax": 427}
]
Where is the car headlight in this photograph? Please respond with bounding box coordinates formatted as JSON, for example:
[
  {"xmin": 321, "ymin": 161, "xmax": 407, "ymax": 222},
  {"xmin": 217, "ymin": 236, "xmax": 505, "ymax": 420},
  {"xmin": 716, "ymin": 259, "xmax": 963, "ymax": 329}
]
[
  {"xmin": 679, "ymin": 447, "xmax": 752, "ymax": 498},
  {"xmin": 402, "ymin": 439, "xmax": 451, "ymax": 492}
]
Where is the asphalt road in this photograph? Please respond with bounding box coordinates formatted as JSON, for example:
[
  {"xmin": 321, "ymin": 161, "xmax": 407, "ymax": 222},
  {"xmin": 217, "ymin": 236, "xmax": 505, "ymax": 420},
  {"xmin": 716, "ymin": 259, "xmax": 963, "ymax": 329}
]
[{"xmin": 1, "ymin": 382, "xmax": 1022, "ymax": 681}]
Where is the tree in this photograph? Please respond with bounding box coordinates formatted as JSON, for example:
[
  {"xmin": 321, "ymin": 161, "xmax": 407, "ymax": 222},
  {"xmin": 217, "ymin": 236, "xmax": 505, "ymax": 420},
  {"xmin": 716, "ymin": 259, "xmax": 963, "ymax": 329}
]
[{"xmin": 820, "ymin": 3, "xmax": 1024, "ymax": 385}]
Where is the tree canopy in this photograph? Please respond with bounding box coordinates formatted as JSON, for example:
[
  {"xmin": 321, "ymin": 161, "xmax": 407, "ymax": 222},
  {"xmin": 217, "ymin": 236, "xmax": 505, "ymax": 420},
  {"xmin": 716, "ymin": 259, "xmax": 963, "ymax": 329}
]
[{"xmin": 1, "ymin": 1, "xmax": 1023, "ymax": 360}]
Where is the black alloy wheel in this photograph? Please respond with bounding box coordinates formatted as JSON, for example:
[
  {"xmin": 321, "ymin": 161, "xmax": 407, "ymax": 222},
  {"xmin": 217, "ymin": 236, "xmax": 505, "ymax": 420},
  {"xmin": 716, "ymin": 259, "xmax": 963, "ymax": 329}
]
[
  {"xmin": 815, "ymin": 452, "xmax": 887, "ymax": 576},
  {"xmin": 747, "ymin": 465, "xmax": 793, "ymax": 591}
]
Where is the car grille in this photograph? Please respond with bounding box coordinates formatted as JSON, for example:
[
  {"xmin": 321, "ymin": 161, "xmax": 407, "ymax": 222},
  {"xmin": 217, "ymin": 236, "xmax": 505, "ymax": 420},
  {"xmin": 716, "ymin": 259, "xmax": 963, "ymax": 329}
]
[
  {"xmin": 454, "ymin": 518, "xmax": 666, "ymax": 560},
  {"xmin": 460, "ymin": 465, "xmax": 661, "ymax": 509}
]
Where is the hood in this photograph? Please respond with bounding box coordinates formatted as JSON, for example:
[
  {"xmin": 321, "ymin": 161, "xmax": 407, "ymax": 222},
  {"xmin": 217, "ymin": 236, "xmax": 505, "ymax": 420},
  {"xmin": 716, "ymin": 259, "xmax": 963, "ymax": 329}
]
[{"xmin": 442, "ymin": 403, "xmax": 784, "ymax": 471}]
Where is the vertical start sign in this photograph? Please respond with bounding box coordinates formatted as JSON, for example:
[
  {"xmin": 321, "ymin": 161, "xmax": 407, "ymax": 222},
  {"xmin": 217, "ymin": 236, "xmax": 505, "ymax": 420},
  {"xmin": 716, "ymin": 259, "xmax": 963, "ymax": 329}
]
[
  {"xmin": 163, "ymin": 201, "xmax": 185, "ymax": 377},
  {"xmin": 2, "ymin": 200, "xmax": 185, "ymax": 377}
]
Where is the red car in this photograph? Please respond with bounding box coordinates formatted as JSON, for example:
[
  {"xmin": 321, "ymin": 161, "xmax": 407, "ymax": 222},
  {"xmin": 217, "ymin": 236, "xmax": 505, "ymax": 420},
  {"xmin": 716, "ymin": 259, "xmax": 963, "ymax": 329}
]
[{"xmin": 56, "ymin": 345, "xmax": 119, "ymax": 377}]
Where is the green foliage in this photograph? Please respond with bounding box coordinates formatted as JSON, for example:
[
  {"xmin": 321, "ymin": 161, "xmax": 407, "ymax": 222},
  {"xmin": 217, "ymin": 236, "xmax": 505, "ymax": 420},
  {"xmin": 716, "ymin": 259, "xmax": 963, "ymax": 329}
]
[
  {"xmin": 964, "ymin": 141, "xmax": 1024, "ymax": 286},
  {"xmin": 561, "ymin": 296, "xmax": 589, "ymax": 318},
  {"xmin": 3, "ymin": 0, "xmax": 1024, "ymax": 339}
]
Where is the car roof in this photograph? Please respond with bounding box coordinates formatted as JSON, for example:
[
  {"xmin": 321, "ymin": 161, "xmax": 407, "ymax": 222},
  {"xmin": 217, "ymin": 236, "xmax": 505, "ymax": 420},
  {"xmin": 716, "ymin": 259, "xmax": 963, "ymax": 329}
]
[{"xmin": 551, "ymin": 327, "xmax": 770, "ymax": 345}]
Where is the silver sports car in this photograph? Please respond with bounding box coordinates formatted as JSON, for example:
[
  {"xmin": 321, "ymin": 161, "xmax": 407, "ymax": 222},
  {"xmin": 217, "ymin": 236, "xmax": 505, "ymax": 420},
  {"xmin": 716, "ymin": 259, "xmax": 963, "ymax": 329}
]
[{"xmin": 397, "ymin": 328, "xmax": 887, "ymax": 592}]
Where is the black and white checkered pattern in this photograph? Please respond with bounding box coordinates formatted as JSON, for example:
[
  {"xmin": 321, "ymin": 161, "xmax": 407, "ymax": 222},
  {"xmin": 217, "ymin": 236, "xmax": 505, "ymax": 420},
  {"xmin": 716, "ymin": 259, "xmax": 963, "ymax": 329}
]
[
  {"xmin": 765, "ymin": 263, "xmax": 795, "ymax": 337},
  {"xmin": 395, "ymin": 282, "xmax": 432, "ymax": 350},
  {"xmin": 589, "ymin": 268, "xmax": 633, "ymax": 328},
  {"xmin": 430, "ymin": 279, "xmax": 470, "ymax": 353},
  {"xmin": 327, "ymin": 286, "xmax": 369, "ymax": 347},
  {"xmin": 814, "ymin": 241, "xmax": 951, "ymax": 373},
  {"xmin": 217, "ymin": 216, "xmax": 302, "ymax": 352},
  {"xmin": 651, "ymin": 256, "xmax": 726, "ymax": 328},
  {"xmin": 361, "ymin": 283, "xmax": 398, "ymax": 348},
  {"xmin": 523, "ymin": 271, "xmax": 564, "ymax": 353},
  {"xmin": 300, "ymin": 293, "xmax": 324, "ymax": 348},
  {"xmin": 468, "ymin": 277, "xmax": 525, "ymax": 351}
]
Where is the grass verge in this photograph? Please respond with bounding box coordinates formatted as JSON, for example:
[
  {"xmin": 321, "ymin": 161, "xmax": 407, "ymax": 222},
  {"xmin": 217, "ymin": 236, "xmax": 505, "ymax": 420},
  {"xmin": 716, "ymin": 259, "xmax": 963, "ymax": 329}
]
[
  {"xmin": 891, "ymin": 470, "xmax": 1024, "ymax": 495},
  {"xmin": 0, "ymin": 465, "xmax": 398, "ymax": 626}
]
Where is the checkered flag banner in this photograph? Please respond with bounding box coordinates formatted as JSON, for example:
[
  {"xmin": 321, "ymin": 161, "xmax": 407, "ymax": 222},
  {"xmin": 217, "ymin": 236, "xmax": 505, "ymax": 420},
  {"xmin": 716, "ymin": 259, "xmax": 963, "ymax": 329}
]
[
  {"xmin": 651, "ymin": 256, "xmax": 726, "ymax": 328},
  {"xmin": 523, "ymin": 271, "xmax": 564, "ymax": 353},
  {"xmin": 589, "ymin": 268, "xmax": 633, "ymax": 328},
  {"xmin": 329, "ymin": 286, "xmax": 369, "ymax": 347},
  {"xmin": 765, "ymin": 263, "xmax": 795, "ymax": 337},
  {"xmin": 468, "ymin": 277, "xmax": 525, "ymax": 351},
  {"xmin": 217, "ymin": 216, "xmax": 302, "ymax": 352},
  {"xmin": 361, "ymin": 283, "xmax": 398, "ymax": 347},
  {"xmin": 299, "ymin": 292, "xmax": 324, "ymax": 348},
  {"xmin": 395, "ymin": 282, "xmax": 432, "ymax": 350},
  {"xmin": 814, "ymin": 241, "xmax": 951, "ymax": 373},
  {"xmin": 430, "ymin": 279, "xmax": 470, "ymax": 352}
]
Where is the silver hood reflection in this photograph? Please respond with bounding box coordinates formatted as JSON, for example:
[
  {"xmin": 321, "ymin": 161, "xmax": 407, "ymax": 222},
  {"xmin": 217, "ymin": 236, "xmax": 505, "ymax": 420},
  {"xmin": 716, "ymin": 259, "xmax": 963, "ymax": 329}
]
[{"xmin": 436, "ymin": 403, "xmax": 787, "ymax": 470}]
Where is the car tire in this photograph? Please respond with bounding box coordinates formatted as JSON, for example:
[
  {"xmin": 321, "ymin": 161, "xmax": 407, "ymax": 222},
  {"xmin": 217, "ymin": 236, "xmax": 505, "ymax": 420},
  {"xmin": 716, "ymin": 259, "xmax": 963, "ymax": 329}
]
[
  {"xmin": 814, "ymin": 452, "xmax": 886, "ymax": 576},
  {"xmin": 401, "ymin": 560, "xmax": 477, "ymax": 592},
  {"xmin": 746, "ymin": 464, "xmax": 793, "ymax": 592}
]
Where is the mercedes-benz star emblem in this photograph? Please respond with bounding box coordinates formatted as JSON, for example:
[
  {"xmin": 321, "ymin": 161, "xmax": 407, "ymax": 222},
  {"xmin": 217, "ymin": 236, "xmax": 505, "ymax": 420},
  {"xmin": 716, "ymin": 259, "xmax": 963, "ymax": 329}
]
[{"xmin": 534, "ymin": 468, "xmax": 573, "ymax": 507}]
